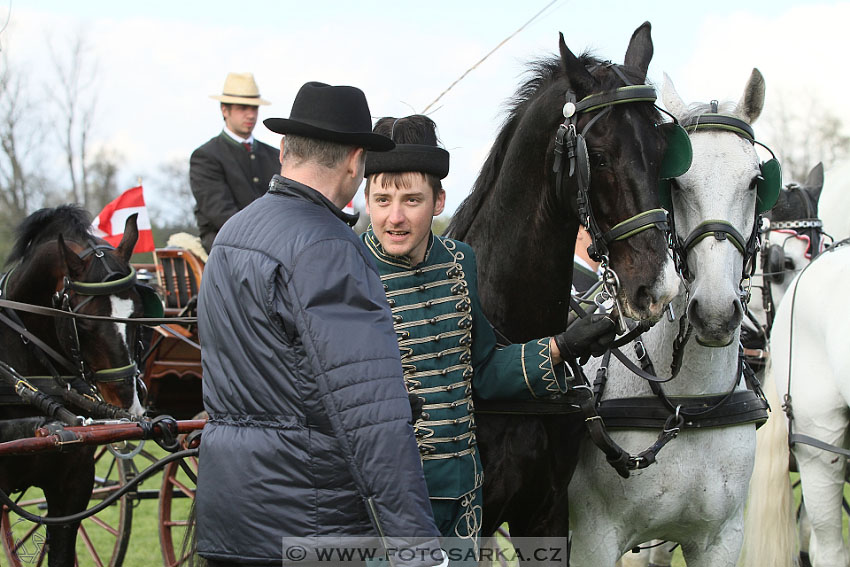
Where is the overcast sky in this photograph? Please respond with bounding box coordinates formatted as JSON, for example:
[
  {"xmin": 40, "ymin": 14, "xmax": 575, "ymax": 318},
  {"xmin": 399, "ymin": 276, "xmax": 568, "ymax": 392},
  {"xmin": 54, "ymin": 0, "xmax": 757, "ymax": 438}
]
[{"xmin": 3, "ymin": 1, "xmax": 847, "ymax": 219}]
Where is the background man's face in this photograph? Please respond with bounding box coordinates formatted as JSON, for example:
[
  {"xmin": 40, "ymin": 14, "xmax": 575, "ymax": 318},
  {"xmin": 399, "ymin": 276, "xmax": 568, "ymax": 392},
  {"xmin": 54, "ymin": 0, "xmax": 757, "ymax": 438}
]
[{"xmin": 222, "ymin": 104, "xmax": 259, "ymax": 139}]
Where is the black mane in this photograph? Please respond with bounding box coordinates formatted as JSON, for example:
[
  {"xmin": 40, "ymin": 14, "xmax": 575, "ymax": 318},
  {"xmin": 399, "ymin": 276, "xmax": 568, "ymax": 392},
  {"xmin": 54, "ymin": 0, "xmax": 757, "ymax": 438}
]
[
  {"xmin": 447, "ymin": 51, "xmax": 648, "ymax": 240},
  {"xmin": 6, "ymin": 205, "xmax": 93, "ymax": 266}
]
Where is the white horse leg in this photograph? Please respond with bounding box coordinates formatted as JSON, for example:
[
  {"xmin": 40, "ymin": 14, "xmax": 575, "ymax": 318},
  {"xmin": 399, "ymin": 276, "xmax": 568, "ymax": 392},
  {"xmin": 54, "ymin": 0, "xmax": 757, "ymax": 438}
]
[
  {"xmin": 794, "ymin": 436, "xmax": 848, "ymax": 566},
  {"xmin": 679, "ymin": 522, "xmax": 744, "ymax": 567}
]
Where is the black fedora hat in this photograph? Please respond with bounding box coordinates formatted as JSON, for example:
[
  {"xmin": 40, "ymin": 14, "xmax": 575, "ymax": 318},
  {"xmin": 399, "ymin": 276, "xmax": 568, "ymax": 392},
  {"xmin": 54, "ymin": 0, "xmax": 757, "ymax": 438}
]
[{"xmin": 264, "ymin": 82, "xmax": 394, "ymax": 152}]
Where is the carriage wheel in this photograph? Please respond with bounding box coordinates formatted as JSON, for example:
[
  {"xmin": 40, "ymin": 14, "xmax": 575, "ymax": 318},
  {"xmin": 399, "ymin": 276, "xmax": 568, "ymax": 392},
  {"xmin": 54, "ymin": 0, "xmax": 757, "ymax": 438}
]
[
  {"xmin": 0, "ymin": 446, "xmax": 134, "ymax": 567},
  {"xmin": 159, "ymin": 411, "xmax": 205, "ymax": 567}
]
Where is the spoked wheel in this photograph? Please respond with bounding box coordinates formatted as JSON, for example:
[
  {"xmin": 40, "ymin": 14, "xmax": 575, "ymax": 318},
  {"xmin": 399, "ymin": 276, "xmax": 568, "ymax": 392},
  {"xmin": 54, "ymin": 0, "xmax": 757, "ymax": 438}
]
[
  {"xmin": 0, "ymin": 446, "xmax": 134, "ymax": 567},
  {"xmin": 159, "ymin": 411, "xmax": 205, "ymax": 567}
]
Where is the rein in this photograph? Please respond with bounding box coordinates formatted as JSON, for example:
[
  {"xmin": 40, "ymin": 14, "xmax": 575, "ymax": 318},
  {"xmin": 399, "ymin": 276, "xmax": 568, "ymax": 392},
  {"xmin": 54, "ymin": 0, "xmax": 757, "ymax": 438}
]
[{"xmin": 783, "ymin": 237, "xmax": 850, "ymax": 459}]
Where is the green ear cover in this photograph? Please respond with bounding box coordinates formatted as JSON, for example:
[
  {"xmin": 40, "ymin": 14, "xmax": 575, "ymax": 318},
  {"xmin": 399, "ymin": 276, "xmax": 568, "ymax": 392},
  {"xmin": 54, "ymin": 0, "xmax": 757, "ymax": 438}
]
[{"xmin": 757, "ymin": 158, "xmax": 782, "ymax": 213}]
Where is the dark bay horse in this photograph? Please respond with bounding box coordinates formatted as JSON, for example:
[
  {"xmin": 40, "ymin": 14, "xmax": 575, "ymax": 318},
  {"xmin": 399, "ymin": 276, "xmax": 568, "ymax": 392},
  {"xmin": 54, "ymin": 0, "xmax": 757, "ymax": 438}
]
[
  {"xmin": 0, "ymin": 205, "xmax": 150, "ymax": 566},
  {"xmin": 447, "ymin": 23, "xmax": 682, "ymax": 540}
]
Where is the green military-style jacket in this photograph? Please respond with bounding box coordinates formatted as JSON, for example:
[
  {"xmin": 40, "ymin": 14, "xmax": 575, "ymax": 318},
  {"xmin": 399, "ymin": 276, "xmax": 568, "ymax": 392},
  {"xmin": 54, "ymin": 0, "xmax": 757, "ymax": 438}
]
[{"xmin": 363, "ymin": 229, "xmax": 571, "ymax": 500}]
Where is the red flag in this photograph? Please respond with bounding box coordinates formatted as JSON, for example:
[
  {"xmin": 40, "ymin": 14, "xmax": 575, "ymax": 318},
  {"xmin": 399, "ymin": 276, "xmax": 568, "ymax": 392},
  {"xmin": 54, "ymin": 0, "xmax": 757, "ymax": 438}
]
[{"xmin": 91, "ymin": 185, "xmax": 155, "ymax": 253}]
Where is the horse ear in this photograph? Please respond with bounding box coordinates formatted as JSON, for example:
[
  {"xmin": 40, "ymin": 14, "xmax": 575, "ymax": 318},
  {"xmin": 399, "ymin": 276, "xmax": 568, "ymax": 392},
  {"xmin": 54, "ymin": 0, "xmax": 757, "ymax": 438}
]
[
  {"xmin": 805, "ymin": 162, "xmax": 825, "ymax": 204},
  {"xmin": 558, "ymin": 32, "xmax": 596, "ymax": 95},
  {"xmin": 661, "ymin": 73, "xmax": 687, "ymax": 120},
  {"xmin": 624, "ymin": 21, "xmax": 653, "ymax": 81},
  {"xmin": 736, "ymin": 68, "xmax": 765, "ymax": 124},
  {"xmin": 116, "ymin": 213, "xmax": 139, "ymax": 262},
  {"xmin": 57, "ymin": 234, "xmax": 85, "ymax": 279}
]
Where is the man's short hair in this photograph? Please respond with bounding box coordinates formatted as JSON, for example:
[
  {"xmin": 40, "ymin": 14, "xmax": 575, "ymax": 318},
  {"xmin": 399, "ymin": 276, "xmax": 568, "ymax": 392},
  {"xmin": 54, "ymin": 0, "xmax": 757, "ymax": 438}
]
[
  {"xmin": 282, "ymin": 135, "xmax": 357, "ymax": 169},
  {"xmin": 365, "ymin": 171, "xmax": 442, "ymax": 199}
]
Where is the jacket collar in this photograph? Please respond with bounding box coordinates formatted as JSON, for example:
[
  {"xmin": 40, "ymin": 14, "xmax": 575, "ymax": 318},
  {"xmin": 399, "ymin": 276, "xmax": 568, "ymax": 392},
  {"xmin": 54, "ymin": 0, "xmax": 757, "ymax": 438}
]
[
  {"xmin": 268, "ymin": 175, "xmax": 359, "ymax": 227},
  {"xmin": 364, "ymin": 226, "xmax": 435, "ymax": 268}
]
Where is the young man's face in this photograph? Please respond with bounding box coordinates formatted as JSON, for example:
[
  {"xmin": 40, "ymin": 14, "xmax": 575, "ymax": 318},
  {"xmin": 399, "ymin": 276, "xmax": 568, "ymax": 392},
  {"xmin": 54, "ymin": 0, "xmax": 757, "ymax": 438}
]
[
  {"xmin": 222, "ymin": 104, "xmax": 259, "ymax": 139},
  {"xmin": 366, "ymin": 174, "xmax": 445, "ymax": 265}
]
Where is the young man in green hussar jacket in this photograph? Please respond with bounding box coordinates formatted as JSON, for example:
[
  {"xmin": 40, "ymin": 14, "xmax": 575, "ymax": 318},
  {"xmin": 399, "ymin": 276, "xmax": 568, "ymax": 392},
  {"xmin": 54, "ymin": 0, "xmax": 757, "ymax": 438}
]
[{"xmin": 361, "ymin": 115, "xmax": 616, "ymax": 560}]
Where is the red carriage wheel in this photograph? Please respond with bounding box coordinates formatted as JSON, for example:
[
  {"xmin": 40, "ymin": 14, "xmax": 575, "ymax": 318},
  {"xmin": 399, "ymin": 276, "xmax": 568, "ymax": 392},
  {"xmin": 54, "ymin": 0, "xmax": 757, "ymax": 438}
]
[{"xmin": 159, "ymin": 411, "xmax": 205, "ymax": 567}]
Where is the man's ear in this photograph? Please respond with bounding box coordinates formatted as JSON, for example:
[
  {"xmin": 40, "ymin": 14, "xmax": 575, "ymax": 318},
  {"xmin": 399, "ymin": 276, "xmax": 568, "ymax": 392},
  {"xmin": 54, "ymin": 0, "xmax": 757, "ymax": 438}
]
[
  {"xmin": 279, "ymin": 136, "xmax": 285, "ymax": 166},
  {"xmin": 348, "ymin": 147, "xmax": 365, "ymax": 178},
  {"xmin": 434, "ymin": 189, "xmax": 446, "ymax": 217}
]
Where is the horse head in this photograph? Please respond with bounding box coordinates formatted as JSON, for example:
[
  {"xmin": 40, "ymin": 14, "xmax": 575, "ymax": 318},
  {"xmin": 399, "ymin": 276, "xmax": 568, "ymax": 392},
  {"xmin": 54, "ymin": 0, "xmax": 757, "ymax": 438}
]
[
  {"xmin": 448, "ymin": 22, "xmax": 682, "ymax": 340},
  {"xmin": 662, "ymin": 69, "xmax": 779, "ymax": 346},
  {"xmin": 555, "ymin": 22, "xmax": 682, "ymax": 323},
  {"xmin": 761, "ymin": 163, "xmax": 825, "ymax": 307},
  {"xmin": 6, "ymin": 206, "xmax": 153, "ymax": 416}
]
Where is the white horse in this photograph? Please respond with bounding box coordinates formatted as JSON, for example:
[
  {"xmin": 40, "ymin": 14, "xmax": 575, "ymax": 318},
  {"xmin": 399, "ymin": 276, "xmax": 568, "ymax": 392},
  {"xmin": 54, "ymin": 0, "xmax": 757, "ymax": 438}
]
[
  {"xmin": 568, "ymin": 69, "xmax": 772, "ymax": 567},
  {"xmin": 742, "ymin": 214, "xmax": 850, "ymax": 566},
  {"xmin": 624, "ymin": 164, "xmax": 826, "ymax": 567}
]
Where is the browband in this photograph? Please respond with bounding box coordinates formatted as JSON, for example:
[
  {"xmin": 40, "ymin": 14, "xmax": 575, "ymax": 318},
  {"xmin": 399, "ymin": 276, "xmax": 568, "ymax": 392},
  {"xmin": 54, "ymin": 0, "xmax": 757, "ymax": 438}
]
[
  {"xmin": 365, "ymin": 144, "xmax": 450, "ymax": 179},
  {"xmin": 681, "ymin": 113, "xmax": 755, "ymax": 142}
]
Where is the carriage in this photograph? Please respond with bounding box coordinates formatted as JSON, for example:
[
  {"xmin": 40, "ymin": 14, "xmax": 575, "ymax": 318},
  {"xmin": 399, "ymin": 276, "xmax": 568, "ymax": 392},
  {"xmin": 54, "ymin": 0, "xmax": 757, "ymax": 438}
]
[{"xmin": 0, "ymin": 239, "xmax": 207, "ymax": 567}]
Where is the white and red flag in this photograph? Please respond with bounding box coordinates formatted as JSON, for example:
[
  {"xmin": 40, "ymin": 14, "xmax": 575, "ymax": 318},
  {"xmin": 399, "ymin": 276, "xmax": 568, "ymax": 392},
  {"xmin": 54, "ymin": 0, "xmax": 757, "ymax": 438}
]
[{"xmin": 91, "ymin": 185, "xmax": 155, "ymax": 253}]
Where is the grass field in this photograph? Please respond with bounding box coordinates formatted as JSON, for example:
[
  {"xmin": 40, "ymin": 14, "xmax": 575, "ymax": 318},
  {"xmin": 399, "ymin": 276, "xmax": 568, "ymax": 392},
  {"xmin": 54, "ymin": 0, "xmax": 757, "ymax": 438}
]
[{"xmin": 3, "ymin": 458, "xmax": 848, "ymax": 566}]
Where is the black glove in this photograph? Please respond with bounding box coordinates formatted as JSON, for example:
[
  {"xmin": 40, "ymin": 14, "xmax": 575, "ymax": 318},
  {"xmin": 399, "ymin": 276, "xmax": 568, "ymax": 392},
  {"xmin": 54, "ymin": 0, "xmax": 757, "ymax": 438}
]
[
  {"xmin": 554, "ymin": 313, "xmax": 617, "ymax": 364},
  {"xmin": 408, "ymin": 393, "xmax": 424, "ymax": 424}
]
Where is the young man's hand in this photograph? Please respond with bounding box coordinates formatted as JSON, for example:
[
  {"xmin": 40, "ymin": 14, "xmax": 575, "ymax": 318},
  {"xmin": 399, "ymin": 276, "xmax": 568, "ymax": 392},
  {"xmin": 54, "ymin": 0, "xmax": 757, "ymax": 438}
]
[{"xmin": 550, "ymin": 314, "xmax": 617, "ymax": 365}]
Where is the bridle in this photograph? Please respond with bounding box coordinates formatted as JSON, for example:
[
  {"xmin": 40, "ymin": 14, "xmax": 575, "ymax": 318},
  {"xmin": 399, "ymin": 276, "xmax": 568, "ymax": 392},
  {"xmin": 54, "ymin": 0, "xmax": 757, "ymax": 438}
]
[
  {"xmin": 667, "ymin": 106, "xmax": 780, "ymax": 295},
  {"xmin": 0, "ymin": 240, "xmax": 142, "ymax": 390},
  {"xmin": 759, "ymin": 184, "xmax": 825, "ymax": 333},
  {"xmin": 53, "ymin": 242, "xmax": 142, "ymax": 387},
  {"xmin": 552, "ymin": 63, "xmax": 692, "ymax": 329}
]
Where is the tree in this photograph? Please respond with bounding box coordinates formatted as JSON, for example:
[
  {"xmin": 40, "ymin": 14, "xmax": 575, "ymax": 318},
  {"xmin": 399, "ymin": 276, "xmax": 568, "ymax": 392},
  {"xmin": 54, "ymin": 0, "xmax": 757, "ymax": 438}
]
[
  {"xmin": 761, "ymin": 90, "xmax": 850, "ymax": 183},
  {"xmin": 0, "ymin": 55, "xmax": 50, "ymax": 264},
  {"xmin": 47, "ymin": 31, "xmax": 101, "ymax": 209},
  {"xmin": 147, "ymin": 157, "xmax": 197, "ymax": 231}
]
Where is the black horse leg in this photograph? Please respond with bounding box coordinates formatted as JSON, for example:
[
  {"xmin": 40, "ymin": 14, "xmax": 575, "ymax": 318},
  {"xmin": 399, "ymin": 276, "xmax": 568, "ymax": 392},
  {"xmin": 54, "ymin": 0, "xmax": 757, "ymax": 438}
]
[{"xmin": 42, "ymin": 450, "xmax": 95, "ymax": 567}]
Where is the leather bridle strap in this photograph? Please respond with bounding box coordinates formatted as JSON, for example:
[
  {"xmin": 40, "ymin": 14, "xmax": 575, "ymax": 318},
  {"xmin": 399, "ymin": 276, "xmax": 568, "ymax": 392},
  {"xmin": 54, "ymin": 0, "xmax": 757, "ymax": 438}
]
[
  {"xmin": 574, "ymin": 85, "xmax": 657, "ymax": 113},
  {"xmin": 682, "ymin": 220, "xmax": 748, "ymax": 255},
  {"xmin": 600, "ymin": 209, "xmax": 669, "ymax": 249}
]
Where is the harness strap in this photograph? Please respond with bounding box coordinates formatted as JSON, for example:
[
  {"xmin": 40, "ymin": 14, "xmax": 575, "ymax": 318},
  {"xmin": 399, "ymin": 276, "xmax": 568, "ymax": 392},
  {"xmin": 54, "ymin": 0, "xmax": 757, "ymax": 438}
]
[
  {"xmin": 0, "ymin": 298, "xmax": 196, "ymax": 325},
  {"xmin": 789, "ymin": 433, "xmax": 850, "ymax": 459},
  {"xmin": 0, "ymin": 310, "xmax": 78, "ymax": 374},
  {"xmin": 596, "ymin": 390, "xmax": 768, "ymax": 429},
  {"xmin": 66, "ymin": 266, "xmax": 137, "ymax": 296}
]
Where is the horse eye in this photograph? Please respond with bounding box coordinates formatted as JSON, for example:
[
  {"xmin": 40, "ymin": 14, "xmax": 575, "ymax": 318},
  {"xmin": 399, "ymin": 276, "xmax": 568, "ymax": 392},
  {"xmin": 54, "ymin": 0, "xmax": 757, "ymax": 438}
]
[
  {"xmin": 589, "ymin": 152, "xmax": 607, "ymax": 169},
  {"xmin": 784, "ymin": 258, "xmax": 795, "ymax": 271},
  {"xmin": 749, "ymin": 175, "xmax": 763, "ymax": 191}
]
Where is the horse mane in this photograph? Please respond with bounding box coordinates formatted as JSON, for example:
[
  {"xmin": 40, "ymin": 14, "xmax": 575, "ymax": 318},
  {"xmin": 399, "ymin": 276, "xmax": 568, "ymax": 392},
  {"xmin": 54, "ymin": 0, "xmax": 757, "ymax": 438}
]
[
  {"xmin": 447, "ymin": 51, "xmax": 648, "ymax": 240},
  {"xmin": 6, "ymin": 204, "xmax": 94, "ymax": 267}
]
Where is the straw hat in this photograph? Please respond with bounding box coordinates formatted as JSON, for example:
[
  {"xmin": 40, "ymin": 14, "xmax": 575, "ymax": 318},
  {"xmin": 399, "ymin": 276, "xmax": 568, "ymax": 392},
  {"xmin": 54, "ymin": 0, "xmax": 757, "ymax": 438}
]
[{"xmin": 210, "ymin": 72, "xmax": 270, "ymax": 106}]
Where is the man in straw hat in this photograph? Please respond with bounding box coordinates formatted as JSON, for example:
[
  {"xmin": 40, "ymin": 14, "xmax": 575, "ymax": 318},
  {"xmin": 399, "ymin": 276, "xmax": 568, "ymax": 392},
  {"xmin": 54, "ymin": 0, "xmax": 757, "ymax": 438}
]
[
  {"xmin": 196, "ymin": 83, "xmax": 445, "ymax": 567},
  {"xmin": 362, "ymin": 114, "xmax": 616, "ymax": 562},
  {"xmin": 190, "ymin": 72, "xmax": 280, "ymax": 253}
]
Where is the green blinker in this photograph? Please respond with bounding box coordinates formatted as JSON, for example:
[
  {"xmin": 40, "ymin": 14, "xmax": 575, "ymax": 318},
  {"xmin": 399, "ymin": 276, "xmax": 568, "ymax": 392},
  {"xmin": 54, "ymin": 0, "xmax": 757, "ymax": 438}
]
[{"xmin": 757, "ymin": 158, "xmax": 782, "ymax": 213}]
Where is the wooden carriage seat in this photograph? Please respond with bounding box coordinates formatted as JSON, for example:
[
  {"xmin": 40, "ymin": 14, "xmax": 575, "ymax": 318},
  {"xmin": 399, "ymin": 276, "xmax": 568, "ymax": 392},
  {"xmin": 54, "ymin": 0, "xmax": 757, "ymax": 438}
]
[{"xmin": 154, "ymin": 248, "xmax": 205, "ymax": 315}]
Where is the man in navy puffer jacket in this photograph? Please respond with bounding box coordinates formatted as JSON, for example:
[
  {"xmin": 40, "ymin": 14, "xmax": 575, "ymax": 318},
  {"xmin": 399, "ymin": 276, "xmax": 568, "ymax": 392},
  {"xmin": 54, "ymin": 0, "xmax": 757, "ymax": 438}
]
[{"xmin": 196, "ymin": 82, "xmax": 445, "ymax": 567}]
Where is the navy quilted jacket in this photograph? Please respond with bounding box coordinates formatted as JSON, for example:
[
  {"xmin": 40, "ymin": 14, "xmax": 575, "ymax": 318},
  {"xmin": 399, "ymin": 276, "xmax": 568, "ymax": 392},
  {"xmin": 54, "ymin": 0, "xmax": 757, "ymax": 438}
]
[{"xmin": 195, "ymin": 176, "xmax": 440, "ymax": 565}]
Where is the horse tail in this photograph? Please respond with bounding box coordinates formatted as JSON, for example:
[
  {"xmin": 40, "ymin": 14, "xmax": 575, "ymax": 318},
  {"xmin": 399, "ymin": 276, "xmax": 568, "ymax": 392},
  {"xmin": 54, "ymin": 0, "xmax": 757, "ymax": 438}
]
[{"xmin": 740, "ymin": 357, "xmax": 796, "ymax": 567}]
